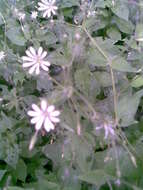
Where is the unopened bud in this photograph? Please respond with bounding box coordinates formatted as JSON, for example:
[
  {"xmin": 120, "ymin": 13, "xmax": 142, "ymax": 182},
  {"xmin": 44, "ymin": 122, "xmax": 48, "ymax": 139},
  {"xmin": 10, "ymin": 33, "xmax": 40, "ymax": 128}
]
[
  {"xmin": 29, "ymin": 131, "xmax": 38, "ymax": 151},
  {"xmin": 75, "ymin": 33, "xmax": 81, "ymax": 41},
  {"xmin": 131, "ymin": 155, "xmax": 137, "ymax": 167}
]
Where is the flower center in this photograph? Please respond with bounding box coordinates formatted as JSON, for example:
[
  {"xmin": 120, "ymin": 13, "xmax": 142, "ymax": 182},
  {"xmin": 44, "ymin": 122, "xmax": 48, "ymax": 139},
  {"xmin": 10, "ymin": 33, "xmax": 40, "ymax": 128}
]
[
  {"xmin": 43, "ymin": 110, "xmax": 50, "ymax": 119},
  {"xmin": 36, "ymin": 56, "xmax": 41, "ymax": 64}
]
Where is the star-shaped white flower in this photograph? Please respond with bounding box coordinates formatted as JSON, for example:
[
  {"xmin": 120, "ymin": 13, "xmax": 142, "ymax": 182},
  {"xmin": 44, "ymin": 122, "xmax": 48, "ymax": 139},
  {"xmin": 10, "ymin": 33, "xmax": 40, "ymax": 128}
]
[
  {"xmin": 38, "ymin": 0, "xmax": 58, "ymax": 18},
  {"xmin": 22, "ymin": 47, "xmax": 50, "ymax": 75},
  {"xmin": 31, "ymin": 11, "xmax": 38, "ymax": 19},
  {"xmin": 96, "ymin": 122, "xmax": 115, "ymax": 139},
  {"xmin": 18, "ymin": 12, "xmax": 26, "ymax": 21},
  {"xmin": 0, "ymin": 51, "xmax": 5, "ymax": 61},
  {"xmin": 28, "ymin": 100, "xmax": 60, "ymax": 132}
]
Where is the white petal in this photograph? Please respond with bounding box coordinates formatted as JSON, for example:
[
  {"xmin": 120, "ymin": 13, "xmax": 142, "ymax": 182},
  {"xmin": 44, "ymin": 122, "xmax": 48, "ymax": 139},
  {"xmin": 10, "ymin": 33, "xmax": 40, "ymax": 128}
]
[
  {"xmin": 41, "ymin": 0, "xmax": 49, "ymax": 4},
  {"xmin": 51, "ymin": 0, "xmax": 56, "ymax": 4},
  {"xmin": 53, "ymin": 6, "xmax": 58, "ymax": 10},
  {"xmin": 32, "ymin": 104, "xmax": 41, "ymax": 112},
  {"xmin": 96, "ymin": 126, "xmax": 102, "ymax": 130},
  {"xmin": 50, "ymin": 110, "xmax": 60, "ymax": 117},
  {"xmin": 28, "ymin": 64, "xmax": 37, "ymax": 74},
  {"xmin": 44, "ymin": 117, "xmax": 55, "ymax": 132},
  {"xmin": 104, "ymin": 127, "xmax": 109, "ymax": 139},
  {"xmin": 38, "ymin": 47, "xmax": 43, "ymax": 56},
  {"xmin": 41, "ymin": 51, "xmax": 47, "ymax": 59},
  {"xmin": 47, "ymin": 10, "xmax": 51, "ymax": 17},
  {"xmin": 41, "ymin": 100, "xmax": 47, "ymax": 111},
  {"xmin": 38, "ymin": 7, "xmax": 48, "ymax": 11},
  {"xmin": 42, "ymin": 61, "xmax": 50, "ymax": 66},
  {"xmin": 29, "ymin": 47, "xmax": 36, "ymax": 56},
  {"xmin": 35, "ymin": 116, "xmax": 44, "ymax": 130},
  {"xmin": 23, "ymin": 62, "xmax": 35, "ymax": 68},
  {"xmin": 43, "ymin": 10, "xmax": 49, "ymax": 17},
  {"xmin": 41, "ymin": 64, "xmax": 49, "ymax": 71},
  {"xmin": 27, "ymin": 110, "xmax": 40, "ymax": 117},
  {"xmin": 31, "ymin": 116, "xmax": 41, "ymax": 124},
  {"xmin": 38, "ymin": 2, "xmax": 47, "ymax": 7},
  {"xmin": 47, "ymin": 105, "xmax": 55, "ymax": 112},
  {"xmin": 51, "ymin": 9, "xmax": 56, "ymax": 15},
  {"xmin": 110, "ymin": 128, "xmax": 115, "ymax": 136},
  {"xmin": 22, "ymin": 56, "xmax": 34, "ymax": 62},
  {"xmin": 35, "ymin": 64, "xmax": 40, "ymax": 75},
  {"xmin": 25, "ymin": 50, "xmax": 34, "ymax": 58},
  {"xmin": 50, "ymin": 116, "xmax": 60, "ymax": 123}
]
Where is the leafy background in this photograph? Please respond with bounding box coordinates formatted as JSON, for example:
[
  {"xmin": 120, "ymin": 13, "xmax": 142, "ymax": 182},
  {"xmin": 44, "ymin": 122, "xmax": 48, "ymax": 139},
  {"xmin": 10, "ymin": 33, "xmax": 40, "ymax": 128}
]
[{"xmin": 0, "ymin": 0, "xmax": 143, "ymax": 189}]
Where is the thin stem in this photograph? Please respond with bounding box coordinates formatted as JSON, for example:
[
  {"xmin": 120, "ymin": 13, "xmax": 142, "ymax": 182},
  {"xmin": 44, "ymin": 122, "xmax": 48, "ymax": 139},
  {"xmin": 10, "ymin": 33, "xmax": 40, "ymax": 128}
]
[
  {"xmin": 50, "ymin": 76, "xmax": 98, "ymax": 118},
  {"xmin": 109, "ymin": 66, "xmax": 118, "ymax": 125},
  {"xmin": 0, "ymin": 12, "xmax": 7, "ymax": 50},
  {"xmin": 82, "ymin": 25, "xmax": 118, "ymax": 126}
]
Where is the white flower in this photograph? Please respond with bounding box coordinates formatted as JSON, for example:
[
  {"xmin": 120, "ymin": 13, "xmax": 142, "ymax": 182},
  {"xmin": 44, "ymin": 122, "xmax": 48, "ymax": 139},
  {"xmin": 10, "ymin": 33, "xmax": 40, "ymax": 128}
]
[
  {"xmin": 22, "ymin": 47, "xmax": 50, "ymax": 75},
  {"xmin": 18, "ymin": 12, "xmax": 26, "ymax": 21},
  {"xmin": 31, "ymin": 11, "xmax": 38, "ymax": 19},
  {"xmin": 96, "ymin": 122, "xmax": 115, "ymax": 139},
  {"xmin": 87, "ymin": 10, "xmax": 96, "ymax": 18},
  {"xmin": 28, "ymin": 100, "xmax": 60, "ymax": 132},
  {"xmin": 0, "ymin": 51, "xmax": 5, "ymax": 61},
  {"xmin": 38, "ymin": 0, "xmax": 58, "ymax": 18}
]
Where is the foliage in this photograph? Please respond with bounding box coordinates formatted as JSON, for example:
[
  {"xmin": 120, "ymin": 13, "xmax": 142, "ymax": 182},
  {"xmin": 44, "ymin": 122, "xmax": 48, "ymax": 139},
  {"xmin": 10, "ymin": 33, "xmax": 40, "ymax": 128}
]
[{"xmin": 0, "ymin": 0, "xmax": 143, "ymax": 189}]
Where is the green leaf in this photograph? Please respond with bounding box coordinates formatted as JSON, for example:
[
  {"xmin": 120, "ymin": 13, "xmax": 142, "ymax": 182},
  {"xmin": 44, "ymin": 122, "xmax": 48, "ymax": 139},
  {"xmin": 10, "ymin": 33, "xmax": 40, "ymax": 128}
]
[
  {"xmin": 60, "ymin": 0, "xmax": 80, "ymax": 8},
  {"xmin": 0, "ymin": 170, "xmax": 6, "ymax": 181},
  {"xmin": 111, "ymin": 1, "xmax": 129, "ymax": 21},
  {"xmin": 27, "ymin": 180, "xmax": 60, "ymax": 190},
  {"xmin": 107, "ymin": 27, "xmax": 121, "ymax": 42},
  {"xmin": 74, "ymin": 66, "xmax": 100, "ymax": 101},
  {"xmin": 0, "ymin": 112, "xmax": 15, "ymax": 132},
  {"xmin": 131, "ymin": 76, "xmax": 143, "ymax": 88},
  {"xmin": 6, "ymin": 187, "xmax": 33, "ymax": 190},
  {"xmin": 6, "ymin": 27, "xmax": 26, "ymax": 46},
  {"xmin": 5, "ymin": 144, "xmax": 19, "ymax": 168},
  {"xmin": 94, "ymin": 71, "xmax": 112, "ymax": 87},
  {"xmin": 78, "ymin": 170, "xmax": 114, "ymax": 187},
  {"xmin": 111, "ymin": 56, "xmax": 137, "ymax": 72},
  {"xmin": 135, "ymin": 23, "xmax": 143, "ymax": 42},
  {"xmin": 113, "ymin": 16, "xmax": 134, "ymax": 34},
  {"xmin": 15, "ymin": 159, "xmax": 27, "ymax": 182},
  {"xmin": 87, "ymin": 47, "xmax": 107, "ymax": 67},
  {"xmin": 0, "ymin": 16, "xmax": 3, "ymax": 25},
  {"xmin": 117, "ymin": 89, "xmax": 143, "ymax": 126}
]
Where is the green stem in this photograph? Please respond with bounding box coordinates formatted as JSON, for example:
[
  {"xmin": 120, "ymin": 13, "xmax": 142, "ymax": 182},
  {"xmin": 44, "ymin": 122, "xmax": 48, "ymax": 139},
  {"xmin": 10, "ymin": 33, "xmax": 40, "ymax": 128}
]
[{"xmin": 82, "ymin": 25, "xmax": 118, "ymax": 126}]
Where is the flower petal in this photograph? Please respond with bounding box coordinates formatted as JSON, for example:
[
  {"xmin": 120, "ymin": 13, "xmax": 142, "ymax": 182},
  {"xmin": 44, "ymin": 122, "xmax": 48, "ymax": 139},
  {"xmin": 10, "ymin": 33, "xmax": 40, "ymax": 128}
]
[
  {"xmin": 43, "ymin": 10, "xmax": 50, "ymax": 17},
  {"xmin": 47, "ymin": 105, "xmax": 55, "ymax": 112},
  {"xmin": 104, "ymin": 126, "xmax": 109, "ymax": 139},
  {"xmin": 31, "ymin": 116, "xmax": 41, "ymax": 124},
  {"xmin": 35, "ymin": 116, "xmax": 44, "ymax": 130},
  {"xmin": 28, "ymin": 64, "xmax": 37, "ymax": 74},
  {"xmin": 38, "ymin": 47, "xmax": 43, "ymax": 56},
  {"xmin": 25, "ymin": 50, "xmax": 34, "ymax": 58},
  {"xmin": 50, "ymin": 110, "xmax": 60, "ymax": 117},
  {"xmin": 41, "ymin": 100, "xmax": 47, "ymax": 111},
  {"xmin": 41, "ymin": 51, "xmax": 47, "ymax": 59},
  {"xmin": 41, "ymin": 0, "xmax": 49, "ymax": 4},
  {"xmin": 42, "ymin": 61, "xmax": 50, "ymax": 66},
  {"xmin": 50, "ymin": 116, "xmax": 60, "ymax": 123},
  {"xmin": 41, "ymin": 64, "xmax": 49, "ymax": 71},
  {"xmin": 44, "ymin": 117, "xmax": 55, "ymax": 132},
  {"xmin": 22, "ymin": 56, "xmax": 34, "ymax": 62},
  {"xmin": 32, "ymin": 104, "xmax": 41, "ymax": 112},
  {"xmin": 29, "ymin": 47, "xmax": 36, "ymax": 56},
  {"xmin": 47, "ymin": 10, "xmax": 51, "ymax": 17},
  {"xmin": 35, "ymin": 64, "xmax": 40, "ymax": 75},
  {"xmin": 23, "ymin": 62, "xmax": 35, "ymax": 68},
  {"xmin": 27, "ymin": 110, "xmax": 40, "ymax": 117}
]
